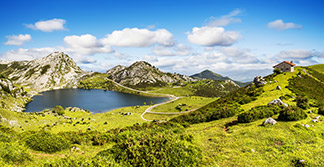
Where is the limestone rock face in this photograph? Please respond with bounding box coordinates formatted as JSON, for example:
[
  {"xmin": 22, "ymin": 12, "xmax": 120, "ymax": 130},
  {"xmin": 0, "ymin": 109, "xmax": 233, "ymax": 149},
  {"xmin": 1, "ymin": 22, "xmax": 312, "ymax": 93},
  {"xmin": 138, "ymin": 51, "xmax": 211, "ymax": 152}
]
[
  {"xmin": 106, "ymin": 61, "xmax": 195, "ymax": 86},
  {"xmin": 253, "ymin": 76, "xmax": 267, "ymax": 87},
  {"xmin": 0, "ymin": 52, "xmax": 92, "ymax": 91}
]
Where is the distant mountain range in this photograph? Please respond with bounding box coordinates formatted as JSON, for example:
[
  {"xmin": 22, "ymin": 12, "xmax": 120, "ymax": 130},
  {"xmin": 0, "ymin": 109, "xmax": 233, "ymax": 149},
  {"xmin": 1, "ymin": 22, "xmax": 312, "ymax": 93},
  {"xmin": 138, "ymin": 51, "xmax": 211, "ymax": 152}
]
[
  {"xmin": 190, "ymin": 70, "xmax": 250, "ymax": 87},
  {"xmin": 0, "ymin": 52, "xmax": 247, "ymax": 92}
]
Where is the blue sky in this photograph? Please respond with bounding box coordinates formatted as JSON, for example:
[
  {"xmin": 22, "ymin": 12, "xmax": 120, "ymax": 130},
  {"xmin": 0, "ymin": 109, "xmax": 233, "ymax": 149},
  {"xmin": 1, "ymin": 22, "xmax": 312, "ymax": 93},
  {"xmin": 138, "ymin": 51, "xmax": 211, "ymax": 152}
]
[{"xmin": 1, "ymin": 0, "xmax": 323, "ymax": 81}]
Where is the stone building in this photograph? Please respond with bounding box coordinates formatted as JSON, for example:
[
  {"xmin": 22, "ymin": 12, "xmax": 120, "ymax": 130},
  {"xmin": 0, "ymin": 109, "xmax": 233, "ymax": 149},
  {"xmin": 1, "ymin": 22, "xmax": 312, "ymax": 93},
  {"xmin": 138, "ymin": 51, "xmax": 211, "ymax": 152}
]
[{"xmin": 273, "ymin": 61, "xmax": 296, "ymax": 72}]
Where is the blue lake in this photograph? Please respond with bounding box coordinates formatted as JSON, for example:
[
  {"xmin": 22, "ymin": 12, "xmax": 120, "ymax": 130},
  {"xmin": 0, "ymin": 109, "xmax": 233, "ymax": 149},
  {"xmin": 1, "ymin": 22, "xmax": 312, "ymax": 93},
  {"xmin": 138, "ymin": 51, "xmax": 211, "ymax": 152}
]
[{"xmin": 25, "ymin": 89, "xmax": 169, "ymax": 113}]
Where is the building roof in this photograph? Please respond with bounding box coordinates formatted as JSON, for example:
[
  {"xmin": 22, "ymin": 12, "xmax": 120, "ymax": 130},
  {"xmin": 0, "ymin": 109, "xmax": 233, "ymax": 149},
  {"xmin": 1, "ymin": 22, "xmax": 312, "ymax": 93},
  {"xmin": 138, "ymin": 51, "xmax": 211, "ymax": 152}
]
[{"xmin": 273, "ymin": 61, "xmax": 296, "ymax": 68}]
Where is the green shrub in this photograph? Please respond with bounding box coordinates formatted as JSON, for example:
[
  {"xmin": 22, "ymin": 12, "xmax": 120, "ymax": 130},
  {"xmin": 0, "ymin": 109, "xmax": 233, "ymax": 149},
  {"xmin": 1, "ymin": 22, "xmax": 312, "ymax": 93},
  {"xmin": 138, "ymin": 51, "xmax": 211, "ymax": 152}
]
[
  {"xmin": 278, "ymin": 106, "xmax": 307, "ymax": 121},
  {"xmin": 25, "ymin": 132, "xmax": 70, "ymax": 153},
  {"xmin": 53, "ymin": 105, "xmax": 65, "ymax": 115},
  {"xmin": 238, "ymin": 105, "xmax": 282, "ymax": 123},
  {"xmin": 171, "ymin": 102, "xmax": 241, "ymax": 124},
  {"xmin": 0, "ymin": 142, "xmax": 30, "ymax": 164},
  {"xmin": 97, "ymin": 130, "xmax": 202, "ymax": 167},
  {"xmin": 41, "ymin": 65, "xmax": 51, "ymax": 74},
  {"xmin": 296, "ymin": 96, "xmax": 309, "ymax": 109},
  {"xmin": 43, "ymin": 156, "xmax": 121, "ymax": 167},
  {"xmin": 273, "ymin": 68, "xmax": 282, "ymax": 74},
  {"xmin": 318, "ymin": 106, "xmax": 324, "ymax": 115}
]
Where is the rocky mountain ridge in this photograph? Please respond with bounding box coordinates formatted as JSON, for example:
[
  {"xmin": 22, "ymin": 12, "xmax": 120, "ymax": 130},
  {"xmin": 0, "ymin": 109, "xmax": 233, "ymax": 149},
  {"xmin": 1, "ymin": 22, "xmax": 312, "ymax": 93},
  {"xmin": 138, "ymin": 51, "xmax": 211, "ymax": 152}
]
[
  {"xmin": 0, "ymin": 52, "xmax": 91, "ymax": 91},
  {"xmin": 106, "ymin": 61, "xmax": 195, "ymax": 87}
]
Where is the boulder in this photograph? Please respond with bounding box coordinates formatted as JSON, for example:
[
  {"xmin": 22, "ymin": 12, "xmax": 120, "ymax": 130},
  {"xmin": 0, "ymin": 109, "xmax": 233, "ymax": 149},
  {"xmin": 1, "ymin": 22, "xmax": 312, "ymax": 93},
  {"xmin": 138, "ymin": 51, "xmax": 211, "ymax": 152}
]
[
  {"xmin": 253, "ymin": 76, "xmax": 267, "ymax": 87},
  {"xmin": 262, "ymin": 118, "xmax": 277, "ymax": 125},
  {"xmin": 268, "ymin": 99, "xmax": 288, "ymax": 107},
  {"xmin": 312, "ymin": 119, "xmax": 318, "ymax": 122},
  {"xmin": 302, "ymin": 124, "xmax": 310, "ymax": 128},
  {"xmin": 275, "ymin": 85, "xmax": 281, "ymax": 90}
]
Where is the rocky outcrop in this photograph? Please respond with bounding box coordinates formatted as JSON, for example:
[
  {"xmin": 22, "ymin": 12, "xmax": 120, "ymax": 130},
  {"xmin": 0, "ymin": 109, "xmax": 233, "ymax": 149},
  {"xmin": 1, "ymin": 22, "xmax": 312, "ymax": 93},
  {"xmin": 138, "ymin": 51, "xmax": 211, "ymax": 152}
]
[
  {"xmin": 262, "ymin": 118, "xmax": 277, "ymax": 125},
  {"xmin": 0, "ymin": 77, "xmax": 27, "ymax": 98},
  {"xmin": 0, "ymin": 52, "xmax": 92, "ymax": 91},
  {"xmin": 253, "ymin": 76, "xmax": 267, "ymax": 87},
  {"xmin": 106, "ymin": 61, "xmax": 195, "ymax": 87},
  {"xmin": 268, "ymin": 99, "xmax": 288, "ymax": 107}
]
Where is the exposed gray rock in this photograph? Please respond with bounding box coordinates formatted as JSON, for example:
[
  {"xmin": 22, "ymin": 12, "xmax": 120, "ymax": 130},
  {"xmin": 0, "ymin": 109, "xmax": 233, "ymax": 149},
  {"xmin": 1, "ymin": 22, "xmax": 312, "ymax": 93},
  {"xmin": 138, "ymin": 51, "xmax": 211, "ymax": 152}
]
[
  {"xmin": 262, "ymin": 117, "xmax": 277, "ymax": 125},
  {"xmin": 1, "ymin": 52, "xmax": 92, "ymax": 91},
  {"xmin": 253, "ymin": 76, "xmax": 267, "ymax": 87},
  {"xmin": 297, "ymin": 160, "xmax": 305, "ymax": 165},
  {"xmin": 275, "ymin": 85, "xmax": 281, "ymax": 90},
  {"xmin": 315, "ymin": 116, "xmax": 321, "ymax": 119},
  {"xmin": 312, "ymin": 119, "xmax": 318, "ymax": 123},
  {"xmin": 302, "ymin": 124, "xmax": 310, "ymax": 128},
  {"xmin": 268, "ymin": 99, "xmax": 288, "ymax": 107},
  {"xmin": 106, "ymin": 61, "xmax": 196, "ymax": 86}
]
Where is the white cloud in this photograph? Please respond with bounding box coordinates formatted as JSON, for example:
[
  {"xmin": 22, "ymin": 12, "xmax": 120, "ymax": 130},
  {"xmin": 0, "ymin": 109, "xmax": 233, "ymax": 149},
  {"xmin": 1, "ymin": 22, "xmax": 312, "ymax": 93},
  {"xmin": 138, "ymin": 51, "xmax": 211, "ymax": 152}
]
[
  {"xmin": 153, "ymin": 44, "xmax": 192, "ymax": 56},
  {"xmin": 144, "ymin": 55, "xmax": 158, "ymax": 62},
  {"xmin": 26, "ymin": 18, "xmax": 66, "ymax": 32},
  {"xmin": 187, "ymin": 26, "xmax": 240, "ymax": 46},
  {"xmin": 152, "ymin": 49, "xmax": 271, "ymax": 81},
  {"xmin": 0, "ymin": 47, "xmax": 60, "ymax": 61},
  {"xmin": 267, "ymin": 19, "xmax": 302, "ymax": 30},
  {"xmin": 276, "ymin": 49, "xmax": 324, "ymax": 65},
  {"xmin": 113, "ymin": 51, "xmax": 129, "ymax": 59},
  {"xmin": 101, "ymin": 28, "xmax": 175, "ymax": 47},
  {"xmin": 64, "ymin": 34, "xmax": 113, "ymax": 55},
  {"xmin": 207, "ymin": 9, "xmax": 242, "ymax": 27},
  {"xmin": 4, "ymin": 34, "xmax": 32, "ymax": 46}
]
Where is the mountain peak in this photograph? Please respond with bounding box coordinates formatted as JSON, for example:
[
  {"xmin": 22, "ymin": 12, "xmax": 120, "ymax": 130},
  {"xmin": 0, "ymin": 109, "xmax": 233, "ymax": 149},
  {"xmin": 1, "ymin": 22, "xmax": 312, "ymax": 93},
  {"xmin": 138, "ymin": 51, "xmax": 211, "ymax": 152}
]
[
  {"xmin": 0, "ymin": 52, "xmax": 90, "ymax": 91},
  {"xmin": 106, "ymin": 61, "xmax": 194, "ymax": 87},
  {"xmin": 191, "ymin": 70, "xmax": 230, "ymax": 81}
]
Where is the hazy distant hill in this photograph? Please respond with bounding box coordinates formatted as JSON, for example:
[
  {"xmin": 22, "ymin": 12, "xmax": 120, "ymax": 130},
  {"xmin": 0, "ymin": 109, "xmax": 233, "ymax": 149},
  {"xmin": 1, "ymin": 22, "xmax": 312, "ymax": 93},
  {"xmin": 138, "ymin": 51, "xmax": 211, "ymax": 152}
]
[{"xmin": 191, "ymin": 70, "xmax": 250, "ymax": 87}]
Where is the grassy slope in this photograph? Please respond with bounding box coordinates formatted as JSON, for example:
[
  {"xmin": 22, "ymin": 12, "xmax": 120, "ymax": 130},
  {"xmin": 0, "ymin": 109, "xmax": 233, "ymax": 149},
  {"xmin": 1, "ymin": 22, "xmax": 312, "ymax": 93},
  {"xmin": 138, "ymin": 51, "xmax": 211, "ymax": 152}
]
[
  {"xmin": 185, "ymin": 67, "xmax": 324, "ymax": 166},
  {"xmin": 309, "ymin": 64, "xmax": 324, "ymax": 73},
  {"xmin": 150, "ymin": 96, "xmax": 217, "ymax": 113},
  {"xmin": 2, "ymin": 66, "xmax": 324, "ymax": 166},
  {"xmin": 0, "ymin": 106, "xmax": 147, "ymax": 133}
]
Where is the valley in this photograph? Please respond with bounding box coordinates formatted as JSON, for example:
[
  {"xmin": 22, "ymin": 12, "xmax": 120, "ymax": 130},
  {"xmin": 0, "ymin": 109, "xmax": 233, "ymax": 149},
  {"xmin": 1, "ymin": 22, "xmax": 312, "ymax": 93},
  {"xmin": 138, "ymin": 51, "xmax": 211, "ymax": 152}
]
[{"xmin": 0, "ymin": 53, "xmax": 323, "ymax": 166}]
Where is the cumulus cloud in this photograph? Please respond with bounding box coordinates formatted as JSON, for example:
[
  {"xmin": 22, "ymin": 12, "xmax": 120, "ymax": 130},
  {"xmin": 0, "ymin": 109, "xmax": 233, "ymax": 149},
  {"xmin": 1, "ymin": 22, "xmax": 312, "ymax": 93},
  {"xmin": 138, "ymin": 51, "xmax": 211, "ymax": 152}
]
[
  {"xmin": 267, "ymin": 19, "xmax": 302, "ymax": 30},
  {"xmin": 144, "ymin": 55, "xmax": 158, "ymax": 62},
  {"xmin": 0, "ymin": 47, "xmax": 60, "ymax": 61},
  {"xmin": 187, "ymin": 26, "xmax": 240, "ymax": 46},
  {"xmin": 220, "ymin": 47, "xmax": 259, "ymax": 63},
  {"xmin": 113, "ymin": 51, "xmax": 129, "ymax": 59},
  {"xmin": 207, "ymin": 9, "xmax": 242, "ymax": 27},
  {"xmin": 277, "ymin": 49, "xmax": 324, "ymax": 64},
  {"xmin": 4, "ymin": 34, "xmax": 31, "ymax": 46},
  {"xmin": 101, "ymin": 28, "xmax": 175, "ymax": 47},
  {"xmin": 26, "ymin": 18, "xmax": 67, "ymax": 32},
  {"xmin": 152, "ymin": 49, "xmax": 271, "ymax": 81},
  {"xmin": 64, "ymin": 34, "xmax": 113, "ymax": 55},
  {"xmin": 153, "ymin": 44, "xmax": 192, "ymax": 56}
]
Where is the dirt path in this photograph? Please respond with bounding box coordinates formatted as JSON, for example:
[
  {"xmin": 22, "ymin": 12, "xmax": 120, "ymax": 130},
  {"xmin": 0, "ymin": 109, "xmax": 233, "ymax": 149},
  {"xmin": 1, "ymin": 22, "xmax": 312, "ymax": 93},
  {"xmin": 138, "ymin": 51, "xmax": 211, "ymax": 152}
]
[{"xmin": 108, "ymin": 79, "xmax": 198, "ymax": 121}]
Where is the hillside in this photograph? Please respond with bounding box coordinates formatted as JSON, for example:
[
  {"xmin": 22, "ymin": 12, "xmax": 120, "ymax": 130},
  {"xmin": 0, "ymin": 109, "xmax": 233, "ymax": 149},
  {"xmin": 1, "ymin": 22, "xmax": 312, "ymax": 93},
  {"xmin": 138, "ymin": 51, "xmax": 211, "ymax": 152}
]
[
  {"xmin": 0, "ymin": 63, "xmax": 323, "ymax": 166},
  {"xmin": 191, "ymin": 70, "xmax": 250, "ymax": 87},
  {"xmin": 106, "ymin": 61, "xmax": 195, "ymax": 88},
  {"xmin": 0, "ymin": 52, "xmax": 91, "ymax": 91}
]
